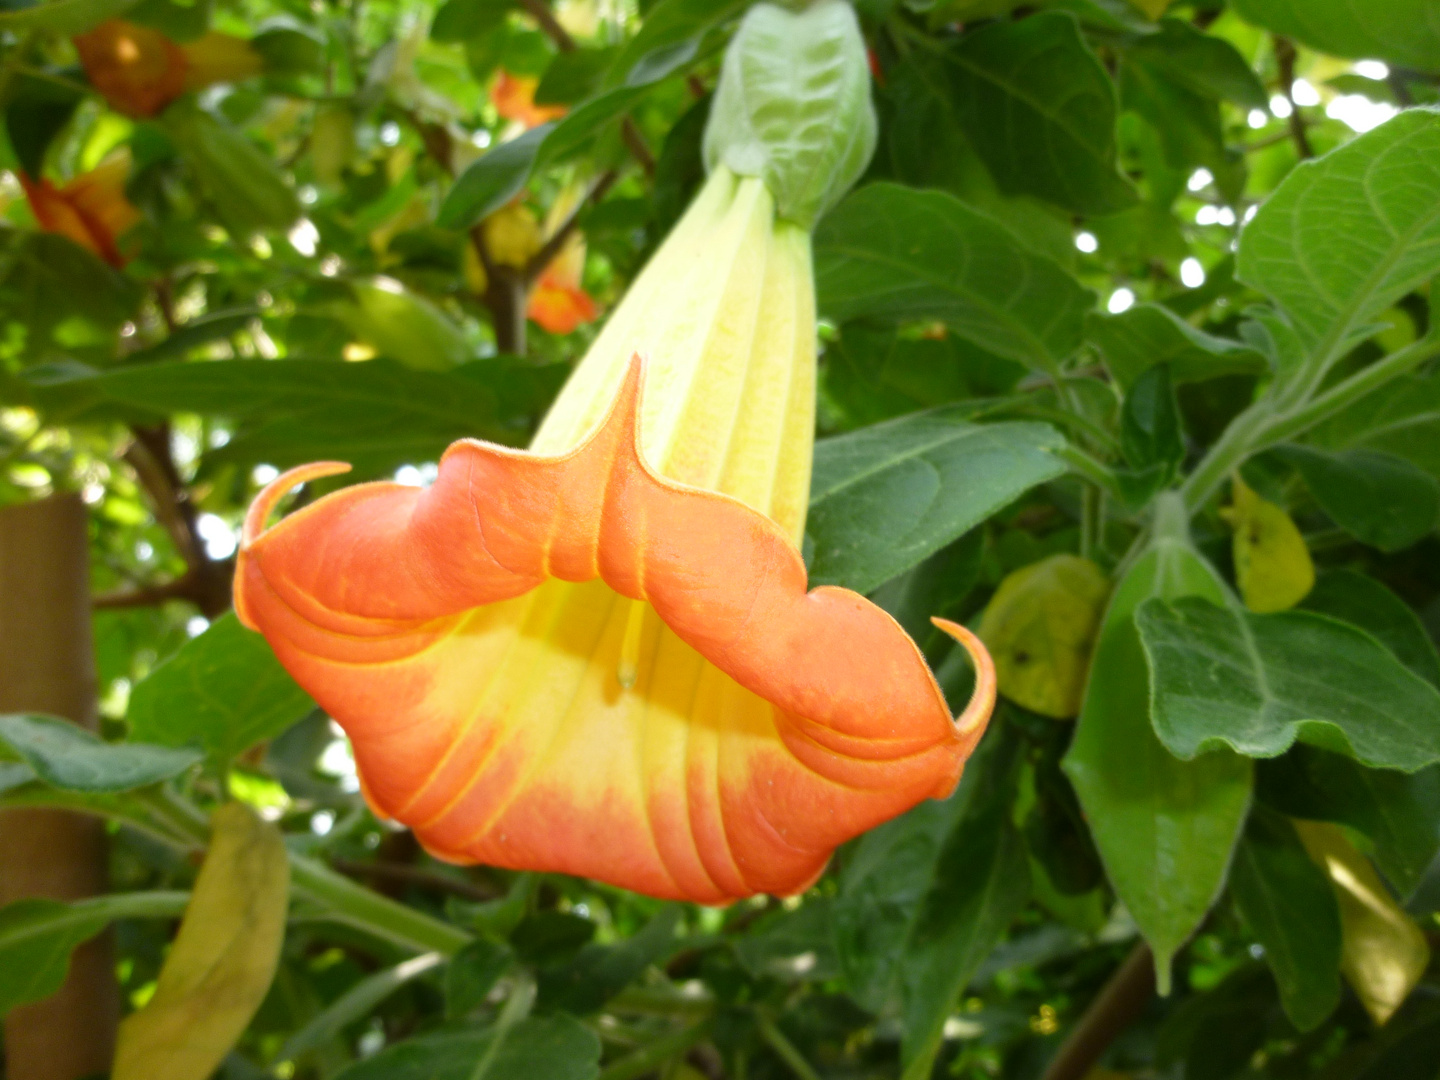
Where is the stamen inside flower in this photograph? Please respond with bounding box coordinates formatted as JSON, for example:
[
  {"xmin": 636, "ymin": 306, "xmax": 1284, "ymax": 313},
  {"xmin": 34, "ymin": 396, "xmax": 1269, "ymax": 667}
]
[{"xmin": 618, "ymin": 597, "xmax": 647, "ymax": 689}]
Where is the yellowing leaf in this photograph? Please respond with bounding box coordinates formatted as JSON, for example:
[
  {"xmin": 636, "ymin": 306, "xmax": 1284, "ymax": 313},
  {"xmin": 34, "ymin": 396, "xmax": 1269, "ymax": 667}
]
[
  {"xmin": 978, "ymin": 554, "xmax": 1110, "ymax": 718},
  {"xmin": 1295, "ymin": 820, "xmax": 1430, "ymax": 1026},
  {"xmin": 112, "ymin": 802, "xmax": 289, "ymax": 1080},
  {"xmin": 484, "ymin": 203, "xmax": 543, "ymax": 269},
  {"xmin": 1223, "ymin": 474, "xmax": 1314, "ymax": 613},
  {"xmin": 309, "ymin": 104, "xmax": 355, "ymax": 189}
]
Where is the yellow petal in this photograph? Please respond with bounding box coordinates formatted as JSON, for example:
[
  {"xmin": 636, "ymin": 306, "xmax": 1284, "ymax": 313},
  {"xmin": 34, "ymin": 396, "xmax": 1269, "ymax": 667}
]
[
  {"xmin": 1225, "ymin": 473, "xmax": 1314, "ymax": 613},
  {"xmin": 977, "ymin": 554, "xmax": 1109, "ymax": 719},
  {"xmin": 112, "ymin": 803, "xmax": 288, "ymax": 1080},
  {"xmin": 1295, "ymin": 820, "xmax": 1430, "ymax": 1026}
]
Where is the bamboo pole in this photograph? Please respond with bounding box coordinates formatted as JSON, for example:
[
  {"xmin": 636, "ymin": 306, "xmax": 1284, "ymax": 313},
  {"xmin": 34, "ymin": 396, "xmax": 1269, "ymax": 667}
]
[{"xmin": 0, "ymin": 495, "xmax": 119, "ymax": 1078}]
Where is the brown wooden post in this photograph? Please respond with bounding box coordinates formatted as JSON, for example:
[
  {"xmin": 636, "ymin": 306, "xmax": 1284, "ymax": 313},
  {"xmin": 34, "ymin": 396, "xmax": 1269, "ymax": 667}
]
[{"xmin": 0, "ymin": 495, "xmax": 120, "ymax": 1078}]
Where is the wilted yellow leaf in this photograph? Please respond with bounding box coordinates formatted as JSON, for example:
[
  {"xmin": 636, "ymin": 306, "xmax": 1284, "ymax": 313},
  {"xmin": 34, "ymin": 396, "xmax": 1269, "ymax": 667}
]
[
  {"xmin": 112, "ymin": 802, "xmax": 289, "ymax": 1080},
  {"xmin": 484, "ymin": 203, "xmax": 543, "ymax": 269},
  {"xmin": 977, "ymin": 554, "xmax": 1109, "ymax": 718},
  {"xmin": 1223, "ymin": 473, "xmax": 1314, "ymax": 613},
  {"xmin": 1295, "ymin": 820, "xmax": 1430, "ymax": 1026}
]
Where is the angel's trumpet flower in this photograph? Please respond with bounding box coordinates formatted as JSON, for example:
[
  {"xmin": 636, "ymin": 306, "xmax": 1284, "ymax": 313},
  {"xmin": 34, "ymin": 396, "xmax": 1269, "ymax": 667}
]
[
  {"xmin": 235, "ymin": 1, "xmax": 996, "ymax": 902},
  {"xmin": 74, "ymin": 19, "xmax": 261, "ymax": 118},
  {"xmin": 21, "ymin": 152, "xmax": 141, "ymax": 267},
  {"xmin": 491, "ymin": 71, "xmax": 567, "ymax": 129}
]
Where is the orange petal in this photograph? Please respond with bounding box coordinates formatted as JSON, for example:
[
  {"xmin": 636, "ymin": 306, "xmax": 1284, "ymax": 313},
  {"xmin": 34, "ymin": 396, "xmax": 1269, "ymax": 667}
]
[
  {"xmin": 74, "ymin": 20, "xmax": 187, "ymax": 118},
  {"xmin": 491, "ymin": 71, "xmax": 567, "ymax": 128},
  {"xmin": 528, "ymin": 279, "xmax": 598, "ymax": 334},
  {"xmin": 21, "ymin": 160, "xmax": 138, "ymax": 268},
  {"xmin": 236, "ymin": 355, "xmax": 994, "ymax": 901}
]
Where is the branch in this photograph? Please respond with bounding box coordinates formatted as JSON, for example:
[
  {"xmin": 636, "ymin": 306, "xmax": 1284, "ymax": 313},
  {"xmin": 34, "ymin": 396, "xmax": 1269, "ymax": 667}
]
[
  {"xmin": 524, "ymin": 169, "xmax": 619, "ymax": 284},
  {"xmin": 1040, "ymin": 942, "xmax": 1156, "ymax": 1080},
  {"xmin": 1273, "ymin": 36, "xmax": 1313, "ymax": 160},
  {"xmin": 93, "ymin": 576, "xmax": 199, "ymax": 610}
]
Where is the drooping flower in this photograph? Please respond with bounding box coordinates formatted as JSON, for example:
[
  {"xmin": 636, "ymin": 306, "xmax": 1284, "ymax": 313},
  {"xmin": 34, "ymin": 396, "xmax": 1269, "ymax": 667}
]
[
  {"xmin": 21, "ymin": 152, "xmax": 141, "ymax": 267},
  {"xmin": 74, "ymin": 19, "xmax": 261, "ymax": 118},
  {"xmin": 490, "ymin": 70, "xmax": 567, "ymax": 129},
  {"xmin": 528, "ymin": 233, "xmax": 598, "ymax": 334},
  {"xmin": 235, "ymin": 1, "xmax": 996, "ymax": 902}
]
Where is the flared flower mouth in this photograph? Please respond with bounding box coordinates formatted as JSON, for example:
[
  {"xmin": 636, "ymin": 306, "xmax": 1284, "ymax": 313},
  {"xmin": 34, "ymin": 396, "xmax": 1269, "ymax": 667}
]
[
  {"xmin": 236, "ymin": 356, "xmax": 994, "ymax": 902},
  {"xmin": 22, "ymin": 154, "xmax": 141, "ymax": 267}
]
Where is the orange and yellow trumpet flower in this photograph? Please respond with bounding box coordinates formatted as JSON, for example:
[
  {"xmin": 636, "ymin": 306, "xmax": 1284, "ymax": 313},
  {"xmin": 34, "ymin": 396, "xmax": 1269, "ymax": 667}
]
[
  {"xmin": 528, "ymin": 230, "xmax": 598, "ymax": 335},
  {"xmin": 74, "ymin": 19, "xmax": 262, "ymax": 118},
  {"xmin": 235, "ymin": 1, "xmax": 994, "ymax": 902},
  {"xmin": 490, "ymin": 70, "xmax": 567, "ymax": 129},
  {"xmin": 21, "ymin": 153, "xmax": 141, "ymax": 267}
]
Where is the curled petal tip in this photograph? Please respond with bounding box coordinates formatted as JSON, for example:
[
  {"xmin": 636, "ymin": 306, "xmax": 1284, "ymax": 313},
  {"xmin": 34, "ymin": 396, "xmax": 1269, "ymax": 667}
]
[
  {"xmin": 930, "ymin": 617, "xmax": 997, "ymax": 738},
  {"xmin": 242, "ymin": 462, "xmax": 352, "ymax": 548}
]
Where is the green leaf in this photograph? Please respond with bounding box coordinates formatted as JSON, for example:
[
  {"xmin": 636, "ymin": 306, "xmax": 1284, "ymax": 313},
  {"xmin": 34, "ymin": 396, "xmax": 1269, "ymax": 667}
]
[
  {"xmin": 814, "ymin": 184, "xmax": 1093, "ymax": 374},
  {"xmin": 1235, "ymin": 109, "xmax": 1440, "ymax": 358},
  {"xmin": 0, "ymin": 0, "xmax": 136, "ymax": 34},
  {"xmin": 608, "ymin": 0, "xmax": 746, "ymax": 87},
  {"xmin": 437, "ymin": 125, "xmax": 552, "ymax": 231},
  {"xmin": 1121, "ymin": 364, "xmax": 1184, "ymax": 473},
  {"xmin": 163, "ymin": 100, "xmax": 300, "ymax": 234},
  {"xmin": 0, "ymin": 714, "xmax": 201, "ymax": 793},
  {"xmin": 806, "ymin": 412, "xmax": 1065, "ymax": 594},
  {"xmin": 126, "ymin": 613, "xmax": 314, "ymax": 763},
  {"xmin": 278, "ymin": 952, "xmax": 447, "ymax": 1061},
  {"xmin": 1308, "ymin": 370, "xmax": 1440, "ymax": 482},
  {"xmin": 535, "ymin": 47, "xmax": 617, "ymax": 105},
  {"xmin": 833, "ymin": 720, "xmax": 1028, "ymax": 1075},
  {"xmin": 0, "ymin": 892, "xmax": 188, "ymax": 1019},
  {"xmin": 446, "ymin": 940, "xmax": 513, "ymax": 1019},
  {"xmin": 1300, "ymin": 570, "xmax": 1440, "ymax": 689},
  {"xmin": 5, "ymin": 73, "xmax": 85, "ymax": 179},
  {"xmin": 0, "ymin": 899, "xmax": 108, "ymax": 1018},
  {"xmin": 1136, "ymin": 597, "xmax": 1440, "ymax": 771},
  {"xmin": 1231, "ymin": 0, "xmax": 1440, "ymax": 75},
  {"xmin": 899, "ymin": 723, "xmax": 1029, "ymax": 1076},
  {"xmin": 1275, "ymin": 444, "xmax": 1440, "ymax": 553},
  {"xmin": 119, "ymin": 309, "xmax": 260, "ymax": 365},
  {"xmin": 537, "ymin": 906, "xmax": 681, "ymax": 1015},
  {"xmin": 733, "ymin": 898, "xmax": 840, "ymax": 983},
  {"xmin": 1121, "ymin": 19, "xmax": 1268, "ymax": 110},
  {"xmin": 1086, "ymin": 303, "xmax": 1265, "ymax": 390},
  {"xmin": 1065, "ymin": 500, "xmax": 1253, "ymax": 992},
  {"xmin": 1258, "ymin": 746, "xmax": 1440, "ymax": 900},
  {"xmin": 946, "ymin": 12, "xmax": 1137, "ymax": 215},
  {"xmin": 332, "ymin": 1015, "xmax": 601, "ymax": 1080},
  {"xmin": 430, "ymin": 0, "xmax": 510, "ymax": 44},
  {"xmin": 703, "ymin": 0, "xmax": 876, "ymax": 228},
  {"xmin": 1228, "ymin": 806, "xmax": 1343, "ymax": 1031}
]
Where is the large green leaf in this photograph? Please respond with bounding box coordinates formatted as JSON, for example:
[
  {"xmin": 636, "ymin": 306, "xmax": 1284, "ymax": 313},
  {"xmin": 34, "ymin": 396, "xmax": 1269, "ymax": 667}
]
[
  {"xmin": 316, "ymin": 280, "xmax": 471, "ymax": 371},
  {"xmin": 1136, "ymin": 597, "xmax": 1440, "ymax": 771},
  {"xmin": 1275, "ymin": 444, "xmax": 1440, "ymax": 552},
  {"xmin": 945, "ymin": 12, "xmax": 1136, "ymax": 215},
  {"xmin": 332, "ymin": 1015, "xmax": 601, "ymax": 1080},
  {"xmin": 1308, "ymin": 369, "xmax": 1440, "ymax": 483},
  {"xmin": 806, "ymin": 411, "xmax": 1065, "ymax": 594},
  {"xmin": 1231, "ymin": 0, "xmax": 1440, "ymax": 74},
  {"xmin": 163, "ymin": 100, "xmax": 300, "ymax": 234},
  {"xmin": 607, "ymin": 0, "xmax": 745, "ymax": 86},
  {"xmin": 1300, "ymin": 570, "xmax": 1440, "ymax": 689},
  {"xmin": 1120, "ymin": 19, "xmax": 1267, "ymax": 110},
  {"xmin": 1228, "ymin": 806, "xmax": 1343, "ymax": 1031},
  {"xmin": 437, "ymin": 124, "xmax": 554, "ymax": 231},
  {"xmin": 0, "ymin": 714, "xmax": 201, "ymax": 793},
  {"xmin": 1235, "ymin": 110, "xmax": 1440, "ymax": 358},
  {"xmin": 1258, "ymin": 746, "xmax": 1440, "ymax": 901},
  {"xmin": 127, "ymin": 614, "xmax": 315, "ymax": 763},
  {"xmin": 1064, "ymin": 502, "xmax": 1253, "ymax": 992},
  {"xmin": 814, "ymin": 184, "xmax": 1093, "ymax": 373},
  {"xmin": 1086, "ymin": 305, "xmax": 1263, "ymax": 392}
]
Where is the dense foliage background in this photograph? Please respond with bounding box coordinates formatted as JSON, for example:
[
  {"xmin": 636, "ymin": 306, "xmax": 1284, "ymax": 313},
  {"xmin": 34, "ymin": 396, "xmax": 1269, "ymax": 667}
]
[{"xmin": 2, "ymin": 1, "xmax": 1440, "ymax": 1078}]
